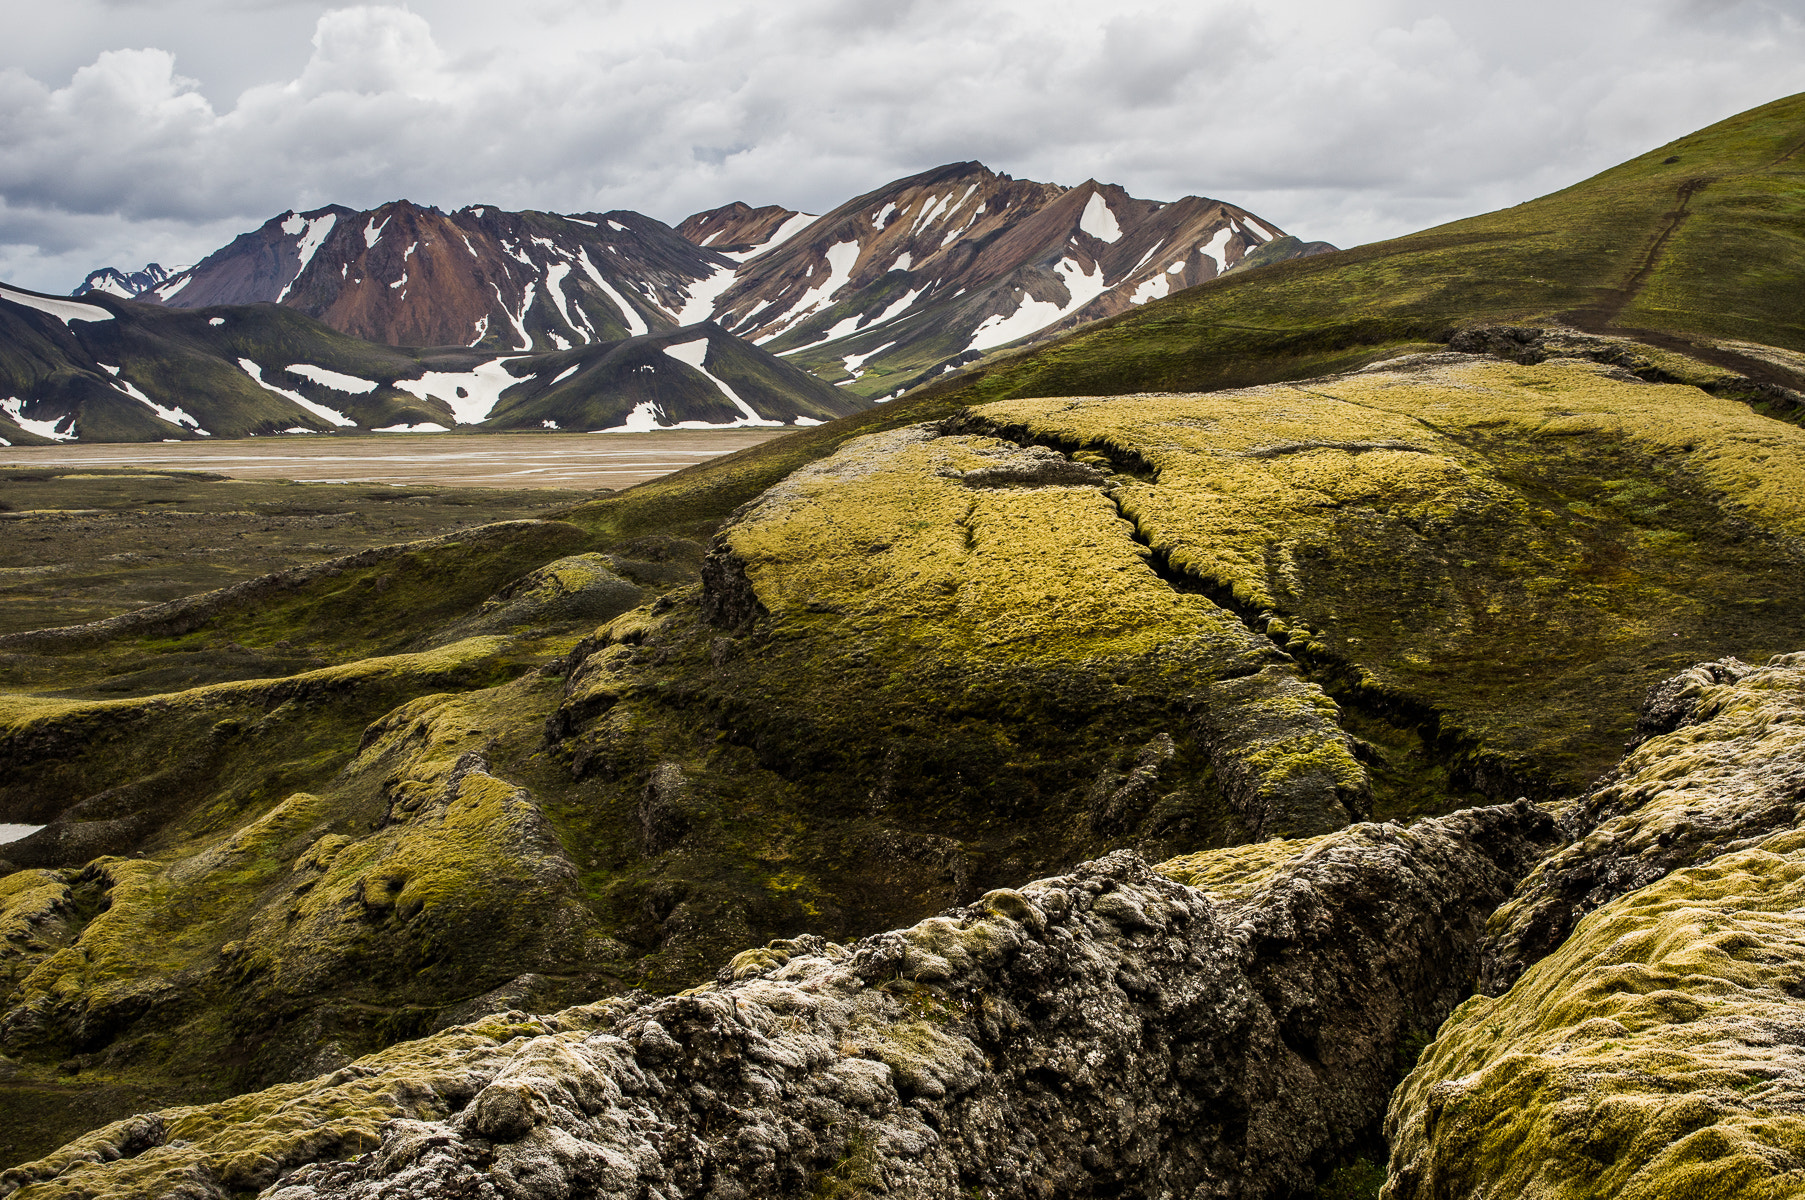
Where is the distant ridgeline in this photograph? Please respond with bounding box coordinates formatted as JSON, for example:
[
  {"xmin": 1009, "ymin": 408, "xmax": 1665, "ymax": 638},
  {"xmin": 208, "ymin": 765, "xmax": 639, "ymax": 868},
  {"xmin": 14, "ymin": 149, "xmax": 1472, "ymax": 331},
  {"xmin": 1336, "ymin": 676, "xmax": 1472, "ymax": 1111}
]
[
  {"xmin": 5, "ymin": 94, "xmax": 1805, "ymax": 1200},
  {"xmin": 0, "ymin": 164, "xmax": 1328, "ymax": 443}
]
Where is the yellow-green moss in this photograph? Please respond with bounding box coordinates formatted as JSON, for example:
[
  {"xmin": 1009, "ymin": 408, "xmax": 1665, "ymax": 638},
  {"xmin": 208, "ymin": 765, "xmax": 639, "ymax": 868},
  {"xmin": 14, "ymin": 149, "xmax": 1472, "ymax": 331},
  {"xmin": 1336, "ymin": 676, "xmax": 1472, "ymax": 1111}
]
[
  {"xmin": 1158, "ymin": 834, "xmax": 1333, "ymax": 905},
  {"xmin": 1387, "ymin": 834, "xmax": 1805, "ymax": 1200}
]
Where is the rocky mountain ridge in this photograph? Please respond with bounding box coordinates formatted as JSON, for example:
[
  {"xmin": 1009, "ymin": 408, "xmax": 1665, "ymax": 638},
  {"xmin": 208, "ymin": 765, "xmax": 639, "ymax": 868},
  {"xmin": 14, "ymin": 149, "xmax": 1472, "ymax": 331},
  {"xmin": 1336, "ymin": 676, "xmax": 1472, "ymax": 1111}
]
[
  {"xmin": 70, "ymin": 264, "xmax": 181, "ymax": 300},
  {"xmin": 685, "ymin": 161, "xmax": 1333, "ymax": 397},
  {"xmin": 137, "ymin": 200, "xmax": 733, "ymax": 353},
  {"xmin": 83, "ymin": 163, "xmax": 1329, "ymax": 402}
]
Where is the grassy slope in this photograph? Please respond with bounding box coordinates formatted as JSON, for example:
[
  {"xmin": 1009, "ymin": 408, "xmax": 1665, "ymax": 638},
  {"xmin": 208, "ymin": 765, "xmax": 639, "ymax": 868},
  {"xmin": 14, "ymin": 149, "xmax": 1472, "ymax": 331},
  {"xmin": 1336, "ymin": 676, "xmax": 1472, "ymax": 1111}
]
[{"xmin": 558, "ymin": 92, "xmax": 1805, "ymax": 546}]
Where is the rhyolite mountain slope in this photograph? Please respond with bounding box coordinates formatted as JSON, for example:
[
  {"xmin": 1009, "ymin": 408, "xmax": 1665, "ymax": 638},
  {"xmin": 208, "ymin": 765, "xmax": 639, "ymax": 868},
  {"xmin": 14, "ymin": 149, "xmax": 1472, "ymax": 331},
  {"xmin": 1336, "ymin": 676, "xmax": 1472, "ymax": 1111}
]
[
  {"xmin": 0, "ymin": 284, "xmax": 857, "ymax": 443},
  {"xmin": 5, "ymin": 93, "xmax": 1805, "ymax": 1198},
  {"xmin": 89, "ymin": 165, "xmax": 1324, "ymax": 401},
  {"xmin": 137, "ymin": 200, "xmax": 733, "ymax": 353},
  {"xmin": 71, "ymin": 264, "xmax": 180, "ymax": 300},
  {"xmin": 674, "ymin": 161, "xmax": 1333, "ymax": 397}
]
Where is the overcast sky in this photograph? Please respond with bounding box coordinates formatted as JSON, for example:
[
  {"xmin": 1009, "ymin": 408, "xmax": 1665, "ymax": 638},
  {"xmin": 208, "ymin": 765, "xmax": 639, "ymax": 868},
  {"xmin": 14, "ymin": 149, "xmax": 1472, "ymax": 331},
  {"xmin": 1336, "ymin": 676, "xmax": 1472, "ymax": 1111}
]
[{"xmin": 1, "ymin": 0, "xmax": 1802, "ymax": 293}]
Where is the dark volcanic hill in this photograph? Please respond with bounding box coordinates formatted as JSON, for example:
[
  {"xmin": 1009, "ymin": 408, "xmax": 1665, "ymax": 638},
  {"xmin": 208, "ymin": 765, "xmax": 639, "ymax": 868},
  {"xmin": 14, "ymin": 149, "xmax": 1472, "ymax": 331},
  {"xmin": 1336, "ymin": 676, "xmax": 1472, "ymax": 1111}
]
[
  {"xmin": 673, "ymin": 162, "xmax": 1334, "ymax": 397},
  {"xmin": 0, "ymin": 283, "xmax": 858, "ymax": 443}
]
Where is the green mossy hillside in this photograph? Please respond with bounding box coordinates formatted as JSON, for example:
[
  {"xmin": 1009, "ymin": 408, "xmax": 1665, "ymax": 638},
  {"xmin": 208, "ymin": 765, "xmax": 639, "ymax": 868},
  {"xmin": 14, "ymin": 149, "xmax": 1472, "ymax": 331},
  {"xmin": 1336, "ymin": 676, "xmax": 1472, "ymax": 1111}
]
[
  {"xmin": 0, "ymin": 519, "xmax": 595, "ymax": 697},
  {"xmin": 971, "ymin": 356, "xmax": 1805, "ymax": 794}
]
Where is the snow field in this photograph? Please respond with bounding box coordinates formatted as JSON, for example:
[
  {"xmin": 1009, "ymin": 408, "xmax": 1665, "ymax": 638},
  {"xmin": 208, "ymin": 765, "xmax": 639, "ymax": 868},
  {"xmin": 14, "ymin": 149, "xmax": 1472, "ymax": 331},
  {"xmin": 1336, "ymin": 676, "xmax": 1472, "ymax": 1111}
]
[
  {"xmin": 277, "ymin": 213, "xmax": 339, "ymax": 302},
  {"xmin": 238, "ymin": 359, "xmax": 357, "ymax": 427},
  {"xmin": 285, "ymin": 365, "xmax": 379, "ymax": 394},
  {"xmin": 1080, "ymin": 193, "xmax": 1122, "ymax": 243},
  {"xmin": 393, "ymin": 358, "xmax": 522, "ymax": 425},
  {"xmin": 965, "ymin": 258, "xmax": 1106, "ymax": 352},
  {"xmin": 1, "ymin": 396, "xmax": 77, "ymax": 441},
  {"xmin": 98, "ymin": 364, "xmax": 209, "ymax": 433},
  {"xmin": 0, "ymin": 285, "xmax": 113, "ymax": 325},
  {"xmin": 578, "ymin": 250, "xmax": 649, "ymax": 337}
]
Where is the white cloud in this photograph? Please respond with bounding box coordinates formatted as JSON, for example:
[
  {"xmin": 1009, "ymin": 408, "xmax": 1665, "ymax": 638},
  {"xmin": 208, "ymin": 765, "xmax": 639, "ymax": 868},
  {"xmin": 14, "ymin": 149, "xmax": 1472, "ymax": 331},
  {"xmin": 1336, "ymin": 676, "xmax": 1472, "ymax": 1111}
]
[{"xmin": 1, "ymin": 0, "xmax": 1802, "ymax": 290}]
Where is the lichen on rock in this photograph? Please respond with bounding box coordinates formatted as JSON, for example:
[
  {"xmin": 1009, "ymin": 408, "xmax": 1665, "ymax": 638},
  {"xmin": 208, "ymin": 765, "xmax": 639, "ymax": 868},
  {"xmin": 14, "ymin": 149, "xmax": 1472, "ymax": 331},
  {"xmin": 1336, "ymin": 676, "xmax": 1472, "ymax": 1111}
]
[{"xmin": 2, "ymin": 801, "xmax": 1553, "ymax": 1200}]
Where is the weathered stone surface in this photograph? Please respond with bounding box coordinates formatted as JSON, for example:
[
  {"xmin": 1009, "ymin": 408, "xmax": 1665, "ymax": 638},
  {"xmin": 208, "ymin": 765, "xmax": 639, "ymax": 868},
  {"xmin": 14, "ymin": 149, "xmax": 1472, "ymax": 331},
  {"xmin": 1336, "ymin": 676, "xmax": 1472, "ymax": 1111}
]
[{"xmin": 1, "ymin": 801, "xmax": 1552, "ymax": 1199}]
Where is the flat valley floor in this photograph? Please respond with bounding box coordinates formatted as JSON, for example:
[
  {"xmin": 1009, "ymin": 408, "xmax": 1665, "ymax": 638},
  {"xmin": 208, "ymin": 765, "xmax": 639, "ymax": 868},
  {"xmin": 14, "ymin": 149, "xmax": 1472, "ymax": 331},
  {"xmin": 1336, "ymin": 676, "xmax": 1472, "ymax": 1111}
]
[
  {"xmin": 0, "ymin": 431, "xmax": 787, "ymax": 636},
  {"xmin": 0, "ymin": 429, "xmax": 789, "ymax": 490}
]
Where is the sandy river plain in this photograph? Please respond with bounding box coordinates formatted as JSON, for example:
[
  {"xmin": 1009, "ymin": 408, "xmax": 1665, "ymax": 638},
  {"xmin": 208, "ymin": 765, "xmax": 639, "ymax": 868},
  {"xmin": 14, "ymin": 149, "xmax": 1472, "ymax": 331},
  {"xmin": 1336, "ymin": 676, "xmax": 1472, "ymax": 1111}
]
[{"xmin": 0, "ymin": 429, "xmax": 790, "ymax": 490}]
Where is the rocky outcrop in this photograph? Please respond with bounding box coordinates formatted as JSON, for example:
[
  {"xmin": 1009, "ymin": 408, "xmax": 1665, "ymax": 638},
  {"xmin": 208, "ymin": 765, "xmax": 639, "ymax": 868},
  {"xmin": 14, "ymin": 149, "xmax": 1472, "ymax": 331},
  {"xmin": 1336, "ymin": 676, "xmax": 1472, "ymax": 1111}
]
[{"xmin": 3, "ymin": 802, "xmax": 1554, "ymax": 1200}]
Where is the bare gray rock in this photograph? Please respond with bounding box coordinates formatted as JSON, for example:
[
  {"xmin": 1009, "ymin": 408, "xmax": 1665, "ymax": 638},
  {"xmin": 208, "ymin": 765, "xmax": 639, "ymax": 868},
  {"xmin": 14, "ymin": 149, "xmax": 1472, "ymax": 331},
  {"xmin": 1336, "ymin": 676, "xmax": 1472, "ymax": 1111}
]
[{"xmin": 241, "ymin": 801, "xmax": 1553, "ymax": 1200}]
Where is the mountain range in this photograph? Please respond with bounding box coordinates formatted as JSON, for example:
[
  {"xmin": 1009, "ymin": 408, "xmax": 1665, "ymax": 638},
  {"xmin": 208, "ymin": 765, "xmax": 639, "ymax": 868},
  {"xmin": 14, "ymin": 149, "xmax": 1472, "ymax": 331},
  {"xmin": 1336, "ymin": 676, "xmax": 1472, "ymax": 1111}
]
[{"xmin": 14, "ymin": 163, "xmax": 1331, "ymax": 443}]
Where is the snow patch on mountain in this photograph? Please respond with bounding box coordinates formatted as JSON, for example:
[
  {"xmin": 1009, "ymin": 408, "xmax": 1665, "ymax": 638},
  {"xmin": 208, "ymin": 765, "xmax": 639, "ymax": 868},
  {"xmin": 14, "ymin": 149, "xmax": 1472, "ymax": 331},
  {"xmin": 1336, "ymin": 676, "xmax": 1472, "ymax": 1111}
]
[
  {"xmin": 286, "ymin": 364, "xmax": 378, "ymax": 394},
  {"xmin": 288, "ymin": 218, "xmax": 349, "ymax": 298},
  {"xmin": 761, "ymin": 240, "xmax": 860, "ymax": 340},
  {"xmin": 966, "ymin": 258, "xmax": 1107, "ymax": 352},
  {"xmin": 1, "ymin": 285, "xmax": 112, "ymax": 325},
  {"xmin": 82, "ymin": 273, "xmax": 135, "ymax": 299},
  {"xmin": 492, "ymin": 283, "xmax": 535, "ymax": 351},
  {"xmin": 873, "ymin": 202, "xmax": 897, "ymax": 229},
  {"xmin": 724, "ymin": 212, "xmax": 817, "ymax": 263},
  {"xmin": 842, "ymin": 341, "xmax": 895, "ymax": 378},
  {"xmin": 374, "ymin": 422, "xmax": 450, "ymax": 432},
  {"xmin": 393, "ymin": 358, "xmax": 520, "ymax": 424},
  {"xmin": 109, "ymin": 373, "xmax": 209, "ymax": 434},
  {"xmin": 889, "ymin": 251, "xmax": 913, "ymax": 274},
  {"xmin": 1197, "ymin": 226, "xmax": 1235, "ymax": 274},
  {"xmin": 578, "ymin": 251, "xmax": 650, "ymax": 337},
  {"xmin": 662, "ymin": 337, "xmax": 783, "ymax": 427},
  {"xmin": 542, "ymin": 260, "xmax": 585, "ymax": 340},
  {"xmin": 1080, "ymin": 193, "xmax": 1122, "ymax": 243},
  {"xmin": 1130, "ymin": 275, "xmax": 1170, "ymax": 305},
  {"xmin": 599, "ymin": 400, "xmax": 665, "ymax": 432},
  {"xmin": 364, "ymin": 217, "xmax": 388, "ymax": 249},
  {"xmin": 238, "ymin": 359, "xmax": 356, "ymax": 427},
  {"xmin": 1, "ymin": 396, "xmax": 76, "ymax": 441},
  {"xmin": 862, "ymin": 288, "xmax": 924, "ymax": 331}
]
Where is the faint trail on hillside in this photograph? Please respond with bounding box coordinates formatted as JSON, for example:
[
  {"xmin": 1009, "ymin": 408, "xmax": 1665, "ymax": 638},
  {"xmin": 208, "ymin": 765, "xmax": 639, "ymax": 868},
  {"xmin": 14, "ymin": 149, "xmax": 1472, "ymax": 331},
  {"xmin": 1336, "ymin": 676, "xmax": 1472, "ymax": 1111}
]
[{"xmin": 1571, "ymin": 177, "xmax": 1712, "ymax": 331}]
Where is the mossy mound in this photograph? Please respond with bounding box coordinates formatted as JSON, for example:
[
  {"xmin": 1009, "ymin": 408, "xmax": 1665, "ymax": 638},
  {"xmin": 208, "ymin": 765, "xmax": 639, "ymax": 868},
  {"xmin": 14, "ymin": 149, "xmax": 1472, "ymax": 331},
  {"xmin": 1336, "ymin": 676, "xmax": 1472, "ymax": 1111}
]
[
  {"xmin": 1387, "ymin": 840, "xmax": 1805, "ymax": 1200},
  {"xmin": 969, "ymin": 354, "xmax": 1805, "ymax": 796},
  {"xmin": 1387, "ymin": 653, "xmax": 1805, "ymax": 1198}
]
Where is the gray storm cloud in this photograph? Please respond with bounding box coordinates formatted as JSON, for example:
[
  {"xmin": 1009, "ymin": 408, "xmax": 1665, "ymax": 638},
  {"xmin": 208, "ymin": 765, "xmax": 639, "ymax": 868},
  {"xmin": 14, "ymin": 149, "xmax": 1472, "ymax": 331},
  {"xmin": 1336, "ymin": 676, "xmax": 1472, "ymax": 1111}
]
[{"xmin": 1, "ymin": 0, "xmax": 1801, "ymax": 291}]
